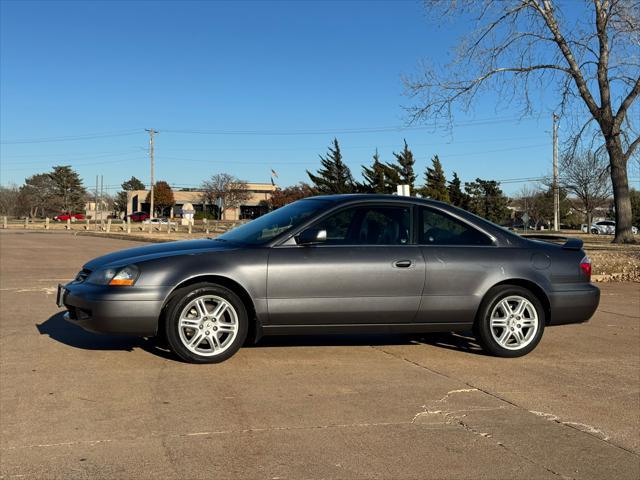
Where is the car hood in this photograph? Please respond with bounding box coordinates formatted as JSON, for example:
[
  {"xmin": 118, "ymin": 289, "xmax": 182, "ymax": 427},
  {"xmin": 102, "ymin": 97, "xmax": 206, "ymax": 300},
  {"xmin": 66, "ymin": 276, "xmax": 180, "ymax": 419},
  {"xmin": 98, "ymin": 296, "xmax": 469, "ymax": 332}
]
[{"xmin": 83, "ymin": 239, "xmax": 237, "ymax": 270}]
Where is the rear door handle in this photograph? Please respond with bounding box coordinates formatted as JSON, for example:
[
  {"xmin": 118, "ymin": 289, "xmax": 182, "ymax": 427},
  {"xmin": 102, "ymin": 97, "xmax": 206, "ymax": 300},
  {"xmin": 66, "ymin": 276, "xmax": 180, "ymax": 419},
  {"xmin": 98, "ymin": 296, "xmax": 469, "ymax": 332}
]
[{"xmin": 394, "ymin": 260, "xmax": 413, "ymax": 268}]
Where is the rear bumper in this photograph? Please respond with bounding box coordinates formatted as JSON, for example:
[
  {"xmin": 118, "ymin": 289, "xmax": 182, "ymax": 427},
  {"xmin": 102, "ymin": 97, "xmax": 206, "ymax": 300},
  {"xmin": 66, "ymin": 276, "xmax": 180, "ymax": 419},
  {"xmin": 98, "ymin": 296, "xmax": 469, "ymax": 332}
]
[
  {"xmin": 60, "ymin": 282, "xmax": 169, "ymax": 336},
  {"xmin": 548, "ymin": 283, "xmax": 600, "ymax": 326}
]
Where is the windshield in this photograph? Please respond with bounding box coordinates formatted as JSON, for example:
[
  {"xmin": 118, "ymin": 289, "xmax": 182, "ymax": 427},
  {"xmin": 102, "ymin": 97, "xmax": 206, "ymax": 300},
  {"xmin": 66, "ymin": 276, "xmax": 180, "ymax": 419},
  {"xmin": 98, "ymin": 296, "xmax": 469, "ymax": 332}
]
[{"xmin": 216, "ymin": 199, "xmax": 330, "ymax": 245}]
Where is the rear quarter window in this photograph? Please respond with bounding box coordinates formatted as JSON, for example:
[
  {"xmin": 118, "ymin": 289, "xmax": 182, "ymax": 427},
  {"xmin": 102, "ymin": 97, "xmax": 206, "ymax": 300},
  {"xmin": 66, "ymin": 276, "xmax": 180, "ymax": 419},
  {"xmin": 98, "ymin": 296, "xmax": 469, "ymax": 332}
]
[{"xmin": 419, "ymin": 207, "xmax": 493, "ymax": 246}]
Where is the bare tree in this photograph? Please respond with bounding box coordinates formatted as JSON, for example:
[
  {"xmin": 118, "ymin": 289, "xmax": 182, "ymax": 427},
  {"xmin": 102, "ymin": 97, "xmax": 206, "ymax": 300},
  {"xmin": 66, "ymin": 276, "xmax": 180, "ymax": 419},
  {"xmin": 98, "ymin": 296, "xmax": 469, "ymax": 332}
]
[
  {"xmin": 405, "ymin": 0, "xmax": 639, "ymax": 243},
  {"xmin": 0, "ymin": 185, "xmax": 22, "ymax": 218},
  {"xmin": 201, "ymin": 173, "xmax": 252, "ymax": 220},
  {"xmin": 560, "ymin": 150, "xmax": 612, "ymax": 225},
  {"xmin": 514, "ymin": 184, "xmax": 552, "ymax": 228}
]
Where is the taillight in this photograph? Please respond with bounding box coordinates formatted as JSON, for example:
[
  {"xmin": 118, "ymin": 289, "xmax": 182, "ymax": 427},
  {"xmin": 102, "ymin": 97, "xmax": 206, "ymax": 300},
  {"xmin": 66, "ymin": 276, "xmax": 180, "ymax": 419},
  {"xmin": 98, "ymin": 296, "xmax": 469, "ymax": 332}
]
[{"xmin": 580, "ymin": 255, "xmax": 592, "ymax": 281}]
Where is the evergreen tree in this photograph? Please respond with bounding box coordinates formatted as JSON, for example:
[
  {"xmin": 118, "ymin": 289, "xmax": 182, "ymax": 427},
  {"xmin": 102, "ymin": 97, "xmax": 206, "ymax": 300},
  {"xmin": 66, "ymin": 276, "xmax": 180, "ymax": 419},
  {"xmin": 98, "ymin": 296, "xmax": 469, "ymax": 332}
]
[
  {"xmin": 391, "ymin": 139, "xmax": 416, "ymax": 191},
  {"xmin": 447, "ymin": 172, "xmax": 468, "ymax": 209},
  {"xmin": 361, "ymin": 150, "xmax": 400, "ymax": 194},
  {"xmin": 48, "ymin": 165, "xmax": 87, "ymax": 213},
  {"xmin": 307, "ymin": 138, "xmax": 355, "ymax": 194},
  {"xmin": 20, "ymin": 173, "xmax": 56, "ymax": 218},
  {"xmin": 421, "ymin": 155, "xmax": 450, "ymax": 202},
  {"xmin": 114, "ymin": 176, "xmax": 146, "ymax": 214},
  {"xmin": 464, "ymin": 178, "xmax": 510, "ymax": 224}
]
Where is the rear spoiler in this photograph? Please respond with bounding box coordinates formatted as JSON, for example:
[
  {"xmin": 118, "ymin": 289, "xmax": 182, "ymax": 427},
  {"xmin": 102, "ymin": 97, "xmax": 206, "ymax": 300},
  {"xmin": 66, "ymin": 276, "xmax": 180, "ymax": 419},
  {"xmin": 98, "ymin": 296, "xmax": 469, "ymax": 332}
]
[{"xmin": 521, "ymin": 234, "xmax": 584, "ymax": 250}]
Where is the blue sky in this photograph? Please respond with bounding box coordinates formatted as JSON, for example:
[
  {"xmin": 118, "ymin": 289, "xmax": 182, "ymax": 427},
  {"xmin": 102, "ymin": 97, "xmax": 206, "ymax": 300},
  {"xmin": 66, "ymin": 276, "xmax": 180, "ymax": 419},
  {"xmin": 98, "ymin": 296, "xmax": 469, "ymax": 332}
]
[{"xmin": 0, "ymin": 0, "xmax": 601, "ymax": 195}]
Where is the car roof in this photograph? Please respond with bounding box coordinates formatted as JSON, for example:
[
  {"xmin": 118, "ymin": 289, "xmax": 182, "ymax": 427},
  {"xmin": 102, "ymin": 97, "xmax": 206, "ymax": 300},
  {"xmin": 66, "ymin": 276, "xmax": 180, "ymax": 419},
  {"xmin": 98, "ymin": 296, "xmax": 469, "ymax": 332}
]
[
  {"xmin": 302, "ymin": 193, "xmax": 450, "ymax": 208},
  {"xmin": 300, "ymin": 194, "xmax": 526, "ymax": 246}
]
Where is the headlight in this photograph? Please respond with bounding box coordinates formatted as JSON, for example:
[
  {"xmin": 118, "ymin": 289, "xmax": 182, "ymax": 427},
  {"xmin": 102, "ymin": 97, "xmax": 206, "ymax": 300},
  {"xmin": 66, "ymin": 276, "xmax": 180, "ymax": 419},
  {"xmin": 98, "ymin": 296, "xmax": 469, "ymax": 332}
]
[{"xmin": 87, "ymin": 265, "xmax": 140, "ymax": 286}]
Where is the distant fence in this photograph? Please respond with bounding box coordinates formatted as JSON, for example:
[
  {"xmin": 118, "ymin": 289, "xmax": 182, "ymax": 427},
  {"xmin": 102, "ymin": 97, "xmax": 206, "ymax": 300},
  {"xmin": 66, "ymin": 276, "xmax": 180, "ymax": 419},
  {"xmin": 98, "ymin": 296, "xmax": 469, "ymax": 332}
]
[{"xmin": 0, "ymin": 216, "xmax": 247, "ymax": 236}]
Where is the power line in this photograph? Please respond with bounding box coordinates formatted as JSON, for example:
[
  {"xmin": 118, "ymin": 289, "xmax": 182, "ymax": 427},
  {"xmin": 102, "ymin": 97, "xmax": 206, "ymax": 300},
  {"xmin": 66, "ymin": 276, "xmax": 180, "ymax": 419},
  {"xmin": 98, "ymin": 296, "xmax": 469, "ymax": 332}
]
[
  {"xmin": 0, "ymin": 129, "xmax": 142, "ymax": 145},
  {"xmin": 0, "ymin": 148, "xmax": 143, "ymax": 159},
  {"xmin": 160, "ymin": 116, "xmax": 539, "ymax": 136},
  {"xmin": 0, "ymin": 117, "xmax": 543, "ymax": 145},
  {"xmin": 1, "ymin": 150, "xmax": 142, "ymax": 166},
  {"xmin": 0, "ymin": 156, "xmax": 141, "ymax": 171},
  {"xmin": 152, "ymin": 143, "xmax": 548, "ymax": 167},
  {"xmin": 418, "ymin": 143, "xmax": 548, "ymax": 159},
  {"xmin": 151, "ymin": 135, "xmax": 546, "ymax": 153}
]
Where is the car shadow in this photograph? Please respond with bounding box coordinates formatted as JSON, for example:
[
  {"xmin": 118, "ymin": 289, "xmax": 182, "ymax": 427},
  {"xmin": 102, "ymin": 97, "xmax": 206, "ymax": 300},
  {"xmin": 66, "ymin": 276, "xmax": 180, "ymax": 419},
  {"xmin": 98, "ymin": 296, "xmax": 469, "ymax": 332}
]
[
  {"xmin": 255, "ymin": 331, "xmax": 487, "ymax": 355},
  {"xmin": 36, "ymin": 312, "xmax": 176, "ymax": 360},
  {"xmin": 37, "ymin": 312, "xmax": 486, "ymax": 360}
]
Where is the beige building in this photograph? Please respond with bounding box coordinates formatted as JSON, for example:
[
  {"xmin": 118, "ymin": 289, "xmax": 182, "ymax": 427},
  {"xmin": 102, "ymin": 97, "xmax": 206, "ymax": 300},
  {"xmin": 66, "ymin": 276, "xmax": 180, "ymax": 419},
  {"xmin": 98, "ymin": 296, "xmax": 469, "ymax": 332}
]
[
  {"xmin": 84, "ymin": 200, "xmax": 111, "ymax": 221},
  {"xmin": 126, "ymin": 183, "xmax": 277, "ymax": 221}
]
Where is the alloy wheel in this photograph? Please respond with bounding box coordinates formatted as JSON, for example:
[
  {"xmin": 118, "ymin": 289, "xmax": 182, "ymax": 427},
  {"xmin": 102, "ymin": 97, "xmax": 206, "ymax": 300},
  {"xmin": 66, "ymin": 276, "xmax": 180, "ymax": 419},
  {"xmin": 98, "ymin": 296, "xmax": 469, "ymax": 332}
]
[
  {"xmin": 489, "ymin": 295, "xmax": 539, "ymax": 351},
  {"xmin": 178, "ymin": 295, "xmax": 238, "ymax": 356}
]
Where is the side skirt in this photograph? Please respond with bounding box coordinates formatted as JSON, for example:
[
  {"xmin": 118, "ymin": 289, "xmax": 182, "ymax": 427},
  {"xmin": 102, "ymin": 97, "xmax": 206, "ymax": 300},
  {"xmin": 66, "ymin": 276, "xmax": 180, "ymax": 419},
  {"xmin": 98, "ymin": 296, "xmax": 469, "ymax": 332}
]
[{"xmin": 261, "ymin": 322, "xmax": 474, "ymax": 336}]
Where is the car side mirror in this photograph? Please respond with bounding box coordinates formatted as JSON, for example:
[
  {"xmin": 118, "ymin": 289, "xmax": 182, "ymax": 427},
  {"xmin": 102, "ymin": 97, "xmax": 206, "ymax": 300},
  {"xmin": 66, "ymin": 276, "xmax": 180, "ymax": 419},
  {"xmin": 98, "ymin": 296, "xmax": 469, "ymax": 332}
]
[{"xmin": 297, "ymin": 228, "xmax": 327, "ymax": 246}]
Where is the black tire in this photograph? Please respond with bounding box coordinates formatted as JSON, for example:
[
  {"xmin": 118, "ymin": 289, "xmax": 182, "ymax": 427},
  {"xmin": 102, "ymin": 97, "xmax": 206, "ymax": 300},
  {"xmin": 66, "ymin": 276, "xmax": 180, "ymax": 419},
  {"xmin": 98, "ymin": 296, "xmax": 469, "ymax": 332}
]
[
  {"xmin": 164, "ymin": 283, "xmax": 248, "ymax": 364},
  {"xmin": 591, "ymin": 229, "xmax": 599, "ymax": 235},
  {"xmin": 474, "ymin": 285, "xmax": 545, "ymax": 358}
]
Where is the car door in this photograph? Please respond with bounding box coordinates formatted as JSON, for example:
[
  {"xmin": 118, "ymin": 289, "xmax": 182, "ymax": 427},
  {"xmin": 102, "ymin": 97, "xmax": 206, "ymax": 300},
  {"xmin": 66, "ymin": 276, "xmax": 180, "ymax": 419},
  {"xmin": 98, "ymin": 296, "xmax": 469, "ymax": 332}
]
[
  {"xmin": 415, "ymin": 206, "xmax": 500, "ymax": 325},
  {"xmin": 267, "ymin": 203, "xmax": 426, "ymax": 325}
]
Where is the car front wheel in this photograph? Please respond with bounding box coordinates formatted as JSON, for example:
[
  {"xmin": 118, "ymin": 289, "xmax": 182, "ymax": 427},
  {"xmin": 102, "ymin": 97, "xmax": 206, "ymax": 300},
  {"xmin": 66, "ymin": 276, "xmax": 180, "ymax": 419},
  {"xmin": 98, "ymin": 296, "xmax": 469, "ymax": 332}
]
[
  {"xmin": 475, "ymin": 286, "xmax": 545, "ymax": 357},
  {"xmin": 164, "ymin": 283, "xmax": 248, "ymax": 363}
]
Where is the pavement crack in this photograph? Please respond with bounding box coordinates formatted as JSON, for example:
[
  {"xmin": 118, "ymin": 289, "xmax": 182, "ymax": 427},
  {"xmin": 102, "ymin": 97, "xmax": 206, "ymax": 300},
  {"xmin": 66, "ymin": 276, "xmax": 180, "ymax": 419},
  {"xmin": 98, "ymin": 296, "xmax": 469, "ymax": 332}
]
[
  {"xmin": 411, "ymin": 404, "xmax": 574, "ymax": 480},
  {"xmin": 530, "ymin": 410, "xmax": 611, "ymax": 441},
  {"xmin": 370, "ymin": 345, "xmax": 640, "ymax": 467},
  {"xmin": 436, "ymin": 388, "xmax": 479, "ymax": 403},
  {"xmin": 370, "ymin": 345, "xmax": 522, "ymax": 408},
  {"xmin": 491, "ymin": 434, "xmax": 575, "ymax": 480},
  {"xmin": 599, "ymin": 309, "xmax": 640, "ymax": 319},
  {"xmin": 0, "ymin": 421, "xmax": 415, "ymax": 452}
]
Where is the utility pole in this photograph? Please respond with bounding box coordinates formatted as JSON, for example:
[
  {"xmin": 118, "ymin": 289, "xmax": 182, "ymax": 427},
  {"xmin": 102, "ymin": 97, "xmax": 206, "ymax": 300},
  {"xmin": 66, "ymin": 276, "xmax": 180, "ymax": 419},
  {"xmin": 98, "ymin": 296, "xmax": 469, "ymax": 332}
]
[
  {"xmin": 95, "ymin": 175, "xmax": 99, "ymax": 230},
  {"xmin": 552, "ymin": 113, "xmax": 559, "ymax": 232},
  {"xmin": 100, "ymin": 175, "xmax": 104, "ymax": 223},
  {"xmin": 145, "ymin": 129, "xmax": 158, "ymax": 218}
]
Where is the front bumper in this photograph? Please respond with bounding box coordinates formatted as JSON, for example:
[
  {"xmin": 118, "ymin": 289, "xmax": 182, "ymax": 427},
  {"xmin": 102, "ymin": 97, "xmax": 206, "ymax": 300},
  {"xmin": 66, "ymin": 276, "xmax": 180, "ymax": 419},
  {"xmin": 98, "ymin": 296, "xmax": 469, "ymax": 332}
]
[
  {"xmin": 59, "ymin": 281, "xmax": 170, "ymax": 336},
  {"xmin": 547, "ymin": 283, "xmax": 600, "ymax": 326}
]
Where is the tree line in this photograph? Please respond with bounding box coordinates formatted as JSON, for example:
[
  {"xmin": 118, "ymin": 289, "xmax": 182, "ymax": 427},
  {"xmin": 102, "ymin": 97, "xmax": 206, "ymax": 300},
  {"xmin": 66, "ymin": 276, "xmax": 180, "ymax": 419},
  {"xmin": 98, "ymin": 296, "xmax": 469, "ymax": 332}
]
[
  {"xmin": 0, "ymin": 166, "xmax": 87, "ymax": 218},
  {"xmin": 302, "ymin": 138, "xmax": 511, "ymax": 224},
  {"xmin": 2, "ymin": 142, "xmax": 637, "ymax": 229},
  {"xmin": 0, "ymin": 165, "xmax": 253, "ymax": 221}
]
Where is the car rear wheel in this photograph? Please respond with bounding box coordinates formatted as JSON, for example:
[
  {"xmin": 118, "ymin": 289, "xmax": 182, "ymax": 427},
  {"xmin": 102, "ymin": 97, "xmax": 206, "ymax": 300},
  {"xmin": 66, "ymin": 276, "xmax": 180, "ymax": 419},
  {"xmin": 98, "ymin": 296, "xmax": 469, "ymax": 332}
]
[
  {"xmin": 164, "ymin": 283, "xmax": 248, "ymax": 363},
  {"xmin": 475, "ymin": 286, "xmax": 545, "ymax": 357}
]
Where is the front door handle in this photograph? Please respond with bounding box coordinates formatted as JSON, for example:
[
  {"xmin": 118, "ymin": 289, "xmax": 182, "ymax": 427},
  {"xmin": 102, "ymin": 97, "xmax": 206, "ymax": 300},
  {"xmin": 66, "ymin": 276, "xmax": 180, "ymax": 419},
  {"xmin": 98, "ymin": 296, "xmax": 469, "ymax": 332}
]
[{"xmin": 394, "ymin": 260, "xmax": 413, "ymax": 268}]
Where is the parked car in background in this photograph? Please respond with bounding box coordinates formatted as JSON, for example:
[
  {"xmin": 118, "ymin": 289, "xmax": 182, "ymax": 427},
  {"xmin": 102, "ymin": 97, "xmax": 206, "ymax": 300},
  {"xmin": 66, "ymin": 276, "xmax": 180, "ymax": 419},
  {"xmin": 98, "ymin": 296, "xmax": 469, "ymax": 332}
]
[
  {"xmin": 57, "ymin": 194, "xmax": 600, "ymax": 364},
  {"xmin": 508, "ymin": 223, "xmax": 528, "ymax": 231},
  {"xmin": 142, "ymin": 217, "xmax": 176, "ymax": 226},
  {"xmin": 53, "ymin": 212, "xmax": 85, "ymax": 222},
  {"xmin": 590, "ymin": 220, "xmax": 638, "ymax": 235},
  {"xmin": 129, "ymin": 211, "xmax": 150, "ymax": 222}
]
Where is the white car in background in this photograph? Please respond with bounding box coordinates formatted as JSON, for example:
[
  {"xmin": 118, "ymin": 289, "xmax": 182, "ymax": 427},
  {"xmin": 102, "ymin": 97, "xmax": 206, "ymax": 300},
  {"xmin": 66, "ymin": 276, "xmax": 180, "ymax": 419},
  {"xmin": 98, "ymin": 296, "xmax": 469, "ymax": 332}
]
[
  {"xmin": 589, "ymin": 220, "xmax": 637, "ymax": 235},
  {"xmin": 142, "ymin": 217, "xmax": 177, "ymax": 226}
]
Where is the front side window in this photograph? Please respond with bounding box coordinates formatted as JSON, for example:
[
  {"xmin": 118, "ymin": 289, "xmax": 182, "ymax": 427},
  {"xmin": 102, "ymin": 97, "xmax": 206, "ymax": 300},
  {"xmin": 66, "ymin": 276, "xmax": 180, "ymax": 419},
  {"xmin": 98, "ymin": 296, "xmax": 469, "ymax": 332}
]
[
  {"xmin": 419, "ymin": 207, "xmax": 493, "ymax": 246},
  {"xmin": 311, "ymin": 205, "xmax": 411, "ymax": 245},
  {"xmin": 216, "ymin": 199, "xmax": 330, "ymax": 245}
]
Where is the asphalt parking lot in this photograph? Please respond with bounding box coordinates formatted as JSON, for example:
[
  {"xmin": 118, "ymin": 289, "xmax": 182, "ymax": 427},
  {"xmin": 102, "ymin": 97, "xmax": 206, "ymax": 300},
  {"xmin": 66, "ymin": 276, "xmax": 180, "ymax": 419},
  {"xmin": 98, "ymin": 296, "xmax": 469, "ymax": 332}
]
[{"xmin": 1, "ymin": 230, "xmax": 638, "ymax": 479}]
